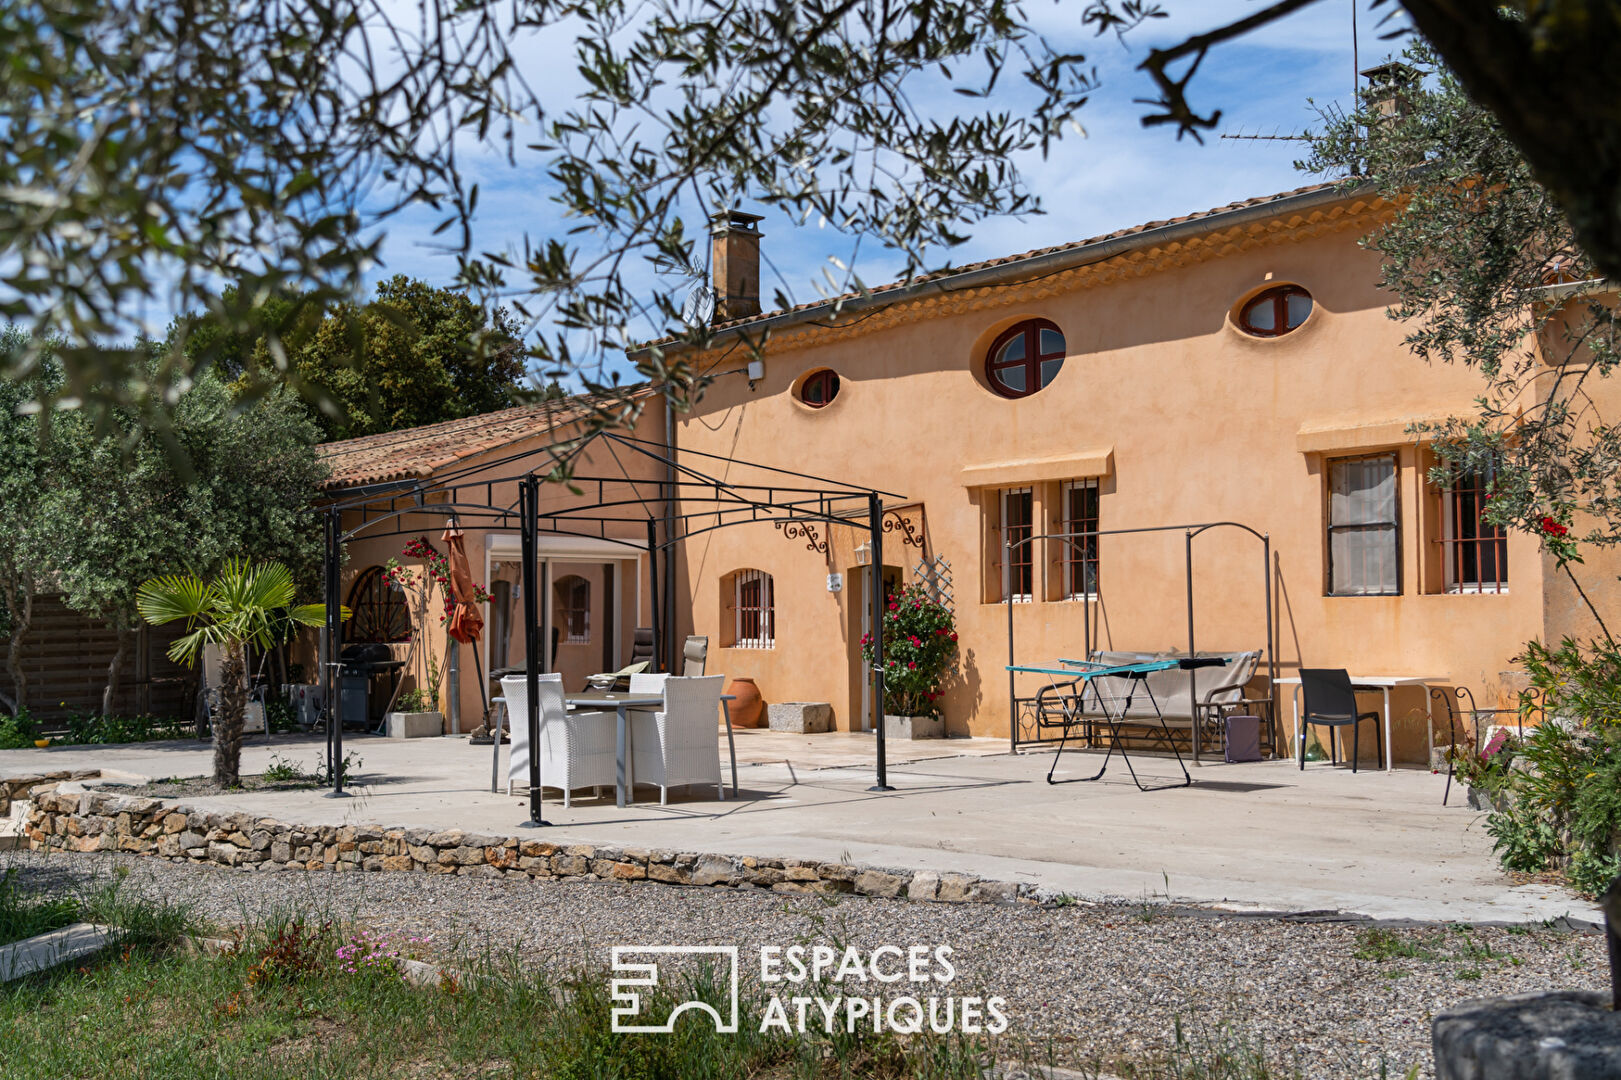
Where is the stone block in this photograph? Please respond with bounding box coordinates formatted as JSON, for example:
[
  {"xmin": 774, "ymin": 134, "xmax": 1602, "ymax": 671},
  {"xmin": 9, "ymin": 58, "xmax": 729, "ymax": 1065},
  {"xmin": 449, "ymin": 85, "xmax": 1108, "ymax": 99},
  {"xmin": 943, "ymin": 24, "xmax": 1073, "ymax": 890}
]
[
  {"xmin": 854, "ymin": 870, "xmax": 908, "ymax": 898},
  {"xmin": 648, "ymin": 863, "xmax": 688, "ymax": 884},
  {"xmin": 907, "ymin": 872, "xmax": 940, "ymax": 901},
  {"xmin": 883, "ymin": 714, "xmax": 944, "ymax": 740},
  {"xmin": 1433, "ymin": 990, "xmax": 1621, "ymax": 1080},
  {"xmin": 767, "ymin": 702, "xmax": 833, "ymax": 734},
  {"xmin": 385, "ymin": 711, "xmax": 443, "ymax": 738},
  {"xmin": 967, "ymin": 880, "xmax": 1018, "ymax": 905},
  {"xmin": 690, "ymin": 854, "xmax": 742, "ymax": 886},
  {"xmin": 936, "ymin": 874, "xmax": 975, "ymax": 902}
]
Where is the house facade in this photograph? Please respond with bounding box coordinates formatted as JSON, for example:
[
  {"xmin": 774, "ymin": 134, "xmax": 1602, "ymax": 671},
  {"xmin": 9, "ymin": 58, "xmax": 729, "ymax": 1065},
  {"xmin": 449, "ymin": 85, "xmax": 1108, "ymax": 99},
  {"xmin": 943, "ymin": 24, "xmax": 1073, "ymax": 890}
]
[
  {"xmin": 316, "ymin": 391, "xmax": 668, "ymax": 732},
  {"xmin": 640, "ymin": 186, "xmax": 1614, "ymax": 764}
]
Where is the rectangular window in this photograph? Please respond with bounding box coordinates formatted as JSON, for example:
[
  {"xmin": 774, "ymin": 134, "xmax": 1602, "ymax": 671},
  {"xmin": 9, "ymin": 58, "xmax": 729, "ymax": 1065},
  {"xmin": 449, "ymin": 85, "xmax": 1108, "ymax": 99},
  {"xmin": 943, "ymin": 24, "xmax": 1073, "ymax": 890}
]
[
  {"xmin": 1060, "ymin": 479, "xmax": 1099, "ymax": 600},
  {"xmin": 1000, "ymin": 487, "xmax": 1034, "ymax": 603},
  {"xmin": 1440, "ymin": 471, "xmax": 1508, "ymax": 593},
  {"xmin": 734, "ymin": 569, "xmax": 775, "ymax": 648},
  {"xmin": 1327, "ymin": 454, "xmax": 1401, "ymax": 596}
]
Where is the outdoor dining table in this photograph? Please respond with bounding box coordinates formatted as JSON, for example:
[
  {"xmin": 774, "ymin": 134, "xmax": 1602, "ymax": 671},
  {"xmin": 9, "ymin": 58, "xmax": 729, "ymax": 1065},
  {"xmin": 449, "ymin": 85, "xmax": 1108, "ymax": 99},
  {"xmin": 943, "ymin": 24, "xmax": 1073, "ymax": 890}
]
[{"xmin": 1275, "ymin": 674, "xmax": 1443, "ymax": 773}]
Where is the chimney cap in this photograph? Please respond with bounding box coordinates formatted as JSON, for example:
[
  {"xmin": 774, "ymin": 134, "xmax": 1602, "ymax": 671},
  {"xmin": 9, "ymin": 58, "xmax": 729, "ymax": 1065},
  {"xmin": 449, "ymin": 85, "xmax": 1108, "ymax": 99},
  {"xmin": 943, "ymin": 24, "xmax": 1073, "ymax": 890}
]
[
  {"xmin": 711, "ymin": 209, "xmax": 764, "ymax": 234},
  {"xmin": 1359, "ymin": 60, "xmax": 1419, "ymax": 86}
]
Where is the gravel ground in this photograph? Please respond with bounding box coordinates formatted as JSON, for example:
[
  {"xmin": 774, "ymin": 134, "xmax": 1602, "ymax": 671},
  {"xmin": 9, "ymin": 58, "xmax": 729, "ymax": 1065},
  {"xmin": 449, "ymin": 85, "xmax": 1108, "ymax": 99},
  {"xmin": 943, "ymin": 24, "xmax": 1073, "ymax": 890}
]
[{"xmin": 4, "ymin": 850, "xmax": 1607, "ymax": 1079}]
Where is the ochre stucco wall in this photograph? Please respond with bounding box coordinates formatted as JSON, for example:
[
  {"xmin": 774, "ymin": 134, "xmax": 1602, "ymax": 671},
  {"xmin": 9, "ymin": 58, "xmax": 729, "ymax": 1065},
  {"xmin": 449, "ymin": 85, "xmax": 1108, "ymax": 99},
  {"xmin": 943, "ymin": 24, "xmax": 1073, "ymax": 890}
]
[{"xmin": 670, "ymin": 207, "xmax": 1549, "ymax": 763}]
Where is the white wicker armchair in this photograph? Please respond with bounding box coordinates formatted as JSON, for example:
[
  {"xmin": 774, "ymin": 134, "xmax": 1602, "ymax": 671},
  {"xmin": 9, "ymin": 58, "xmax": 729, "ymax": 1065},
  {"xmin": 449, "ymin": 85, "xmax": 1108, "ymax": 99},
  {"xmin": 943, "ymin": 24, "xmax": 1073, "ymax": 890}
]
[
  {"xmin": 500, "ymin": 674, "xmax": 617, "ymax": 807},
  {"xmin": 629, "ymin": 674, "xmax": 726, "ymax": 804}
]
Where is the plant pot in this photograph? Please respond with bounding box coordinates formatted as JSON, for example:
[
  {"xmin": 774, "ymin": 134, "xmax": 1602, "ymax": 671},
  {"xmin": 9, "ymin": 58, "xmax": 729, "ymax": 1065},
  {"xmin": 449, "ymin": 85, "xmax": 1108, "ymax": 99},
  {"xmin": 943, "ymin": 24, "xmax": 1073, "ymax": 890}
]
[
  {"xmin": 386, "ymin": 711, "xmax": 444, "ymax": 739},
  {"xmin": 884, "ymin": 714, "xmax": 943, "ymax": 740},
  {"xmin": 725, "ymin": 677, "xmax": 764, "ymax": 728}
]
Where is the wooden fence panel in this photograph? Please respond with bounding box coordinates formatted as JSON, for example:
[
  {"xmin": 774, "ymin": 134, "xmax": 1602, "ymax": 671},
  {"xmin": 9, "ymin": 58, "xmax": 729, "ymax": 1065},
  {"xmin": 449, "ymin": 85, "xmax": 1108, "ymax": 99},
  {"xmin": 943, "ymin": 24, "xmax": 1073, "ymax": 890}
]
[{"xmin": 11, "ymin": 595, "xmax": 193, "ymax": 720}]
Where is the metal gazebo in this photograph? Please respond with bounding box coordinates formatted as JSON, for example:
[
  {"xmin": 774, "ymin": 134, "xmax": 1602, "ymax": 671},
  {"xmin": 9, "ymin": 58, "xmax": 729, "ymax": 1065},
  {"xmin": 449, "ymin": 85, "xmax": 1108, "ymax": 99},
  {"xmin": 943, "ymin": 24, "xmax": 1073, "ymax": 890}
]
[{"xmin": 318, "ymin": 430, "xmax": 904, "ymax": 823}]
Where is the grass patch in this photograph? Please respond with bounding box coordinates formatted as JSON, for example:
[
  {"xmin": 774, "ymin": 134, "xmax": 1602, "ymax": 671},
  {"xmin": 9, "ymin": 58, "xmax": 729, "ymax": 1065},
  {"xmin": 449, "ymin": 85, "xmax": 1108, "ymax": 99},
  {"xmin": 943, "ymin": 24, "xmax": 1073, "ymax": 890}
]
[
  {"xmin": 0, "ymin": 912, "xmax": 1010, "ymax": 1079},
  {"xmin": 0, "ymin": 864, "xmax": 195, "ymax": 951},
  {"xmin": 1110, "ymin": 1018, "xmax": 1294, "ymax": 1079},
  {"xmin": 1351, "ymin": 928, "xmax": 1442, "ymax": 964},
  {"xmin": 0, "ymin": 868, "xmax": 80, "ymax": 948}
]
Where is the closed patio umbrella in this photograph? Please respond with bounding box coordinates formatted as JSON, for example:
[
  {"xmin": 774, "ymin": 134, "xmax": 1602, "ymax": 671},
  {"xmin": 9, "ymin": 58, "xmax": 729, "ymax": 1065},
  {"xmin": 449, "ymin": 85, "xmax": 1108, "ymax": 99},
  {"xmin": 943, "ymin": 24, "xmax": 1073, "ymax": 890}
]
[{"xmin": 440, "ymin": 522, "xmax": 490, "ymax": 742}]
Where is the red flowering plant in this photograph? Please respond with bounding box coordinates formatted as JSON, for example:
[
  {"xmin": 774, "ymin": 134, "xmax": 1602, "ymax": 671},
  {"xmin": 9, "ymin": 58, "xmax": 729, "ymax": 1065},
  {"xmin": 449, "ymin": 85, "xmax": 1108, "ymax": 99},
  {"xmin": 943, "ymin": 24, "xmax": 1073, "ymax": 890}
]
[
  {"xmin": 384, "ymin": 537, "xmax": 492, "ymax": 712},
  {"xmin": 859, "ymin": 582, "xmax": 958, "ymax": 718}
]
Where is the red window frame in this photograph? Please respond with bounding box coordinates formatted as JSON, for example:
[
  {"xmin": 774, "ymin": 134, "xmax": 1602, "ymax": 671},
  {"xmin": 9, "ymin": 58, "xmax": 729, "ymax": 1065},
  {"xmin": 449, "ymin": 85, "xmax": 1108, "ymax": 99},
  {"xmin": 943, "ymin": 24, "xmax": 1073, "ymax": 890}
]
[
  {"xmin": 1001, "ymin": 487, "xmax": 1034, "ymax": 601},
  {"xmin": 799, "ymin": 369, "xmax": 840, "ymax": 408},
  {"xmin": 1238, "ymin": 285, "xmax": 1313, "ymax": 338},
  {"xmin": 1439, "ymin": 472, "xmax": 1508, "ymax": 594},
  {"xmin": 986, "ymin": 319, "xmax": 1065, "ymax": 399},
  {"xmin": 734, "ymin": 570, "xmax": 775, "ymax": 648},
  {"xmin": 347, "ymin": 566, "xmax": 411, "ymax": 643},
  {"xmin": 1061, "ymin": 480, "xmax": 1099, "ymax": 600}
]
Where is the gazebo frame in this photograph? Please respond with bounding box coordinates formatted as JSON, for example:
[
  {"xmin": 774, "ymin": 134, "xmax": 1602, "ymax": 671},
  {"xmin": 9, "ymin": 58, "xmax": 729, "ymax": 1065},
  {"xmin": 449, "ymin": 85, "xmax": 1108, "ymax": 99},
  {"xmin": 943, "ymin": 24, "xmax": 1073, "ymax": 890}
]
[
  {"xmin": 318, "ymin": 431, "xmax": 903, "ymax": 823},
  {"xmin": 1003, "ymin": 521, "xmax": 1276, "ymax": 763}
]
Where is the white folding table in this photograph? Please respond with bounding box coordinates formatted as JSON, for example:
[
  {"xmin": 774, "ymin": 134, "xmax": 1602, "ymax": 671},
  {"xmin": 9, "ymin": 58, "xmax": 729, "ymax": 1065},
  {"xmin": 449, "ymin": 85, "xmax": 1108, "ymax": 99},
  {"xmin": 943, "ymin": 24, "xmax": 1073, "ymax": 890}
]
[{"xmin": 1276, "ymin": 674, "xmax": 1443, "ymax": 772}]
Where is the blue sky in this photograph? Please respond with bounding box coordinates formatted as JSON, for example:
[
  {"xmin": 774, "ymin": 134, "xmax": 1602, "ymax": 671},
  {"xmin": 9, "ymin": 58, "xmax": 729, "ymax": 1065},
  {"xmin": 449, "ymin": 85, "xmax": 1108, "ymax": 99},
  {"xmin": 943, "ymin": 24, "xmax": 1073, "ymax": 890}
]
[{"xmin": 361, "ymin": 1, "xmax": 1400, "ymax": 385}]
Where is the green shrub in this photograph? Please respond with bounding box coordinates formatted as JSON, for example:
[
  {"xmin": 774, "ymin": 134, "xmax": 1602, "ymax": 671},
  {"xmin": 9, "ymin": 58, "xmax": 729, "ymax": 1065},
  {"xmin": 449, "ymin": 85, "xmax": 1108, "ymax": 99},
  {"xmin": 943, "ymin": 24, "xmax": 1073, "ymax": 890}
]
[
  {"xmin": 0, "ymin": 707, "xmax": 36, "ymax": 749},
  {"xmin": 1474, "ymin": 638, "xmax": 1621, "ymax": 896},
  {"xmin": 860, "ymin": 582, "xmax": 958, "ymax": 718}
]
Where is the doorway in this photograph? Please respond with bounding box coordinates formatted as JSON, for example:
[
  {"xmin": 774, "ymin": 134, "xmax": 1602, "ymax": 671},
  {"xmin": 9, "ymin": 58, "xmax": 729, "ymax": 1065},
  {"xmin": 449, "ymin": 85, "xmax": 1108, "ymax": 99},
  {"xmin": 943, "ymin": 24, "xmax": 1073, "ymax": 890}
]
[{"xmin": 845, "ymin": 563, "xmax": 903, "ymax": 731}]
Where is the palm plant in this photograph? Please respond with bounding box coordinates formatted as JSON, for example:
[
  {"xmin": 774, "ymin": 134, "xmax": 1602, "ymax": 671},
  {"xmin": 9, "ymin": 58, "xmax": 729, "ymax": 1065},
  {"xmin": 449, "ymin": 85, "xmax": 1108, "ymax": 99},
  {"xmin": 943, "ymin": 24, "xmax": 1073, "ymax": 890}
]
[{"xmin": 137, "ymin": 559, "xmax": 328, "ymax": 787}]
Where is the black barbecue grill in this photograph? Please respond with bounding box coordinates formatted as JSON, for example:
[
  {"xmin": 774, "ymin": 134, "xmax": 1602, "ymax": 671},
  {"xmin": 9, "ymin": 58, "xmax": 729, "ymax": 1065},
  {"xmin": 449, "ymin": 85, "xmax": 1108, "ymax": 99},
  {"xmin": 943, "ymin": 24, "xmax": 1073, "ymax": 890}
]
[{"xmin": 338, "ymin": 643, "xmax": 405, "ymax": 729}]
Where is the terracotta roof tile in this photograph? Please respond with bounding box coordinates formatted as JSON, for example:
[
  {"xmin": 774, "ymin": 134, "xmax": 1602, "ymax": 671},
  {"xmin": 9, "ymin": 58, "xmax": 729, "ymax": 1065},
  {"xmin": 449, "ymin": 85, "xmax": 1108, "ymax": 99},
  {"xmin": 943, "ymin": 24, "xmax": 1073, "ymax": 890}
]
[{"xmin": 317, "ymin": 386, "xmax": 653, "ymax": 490}]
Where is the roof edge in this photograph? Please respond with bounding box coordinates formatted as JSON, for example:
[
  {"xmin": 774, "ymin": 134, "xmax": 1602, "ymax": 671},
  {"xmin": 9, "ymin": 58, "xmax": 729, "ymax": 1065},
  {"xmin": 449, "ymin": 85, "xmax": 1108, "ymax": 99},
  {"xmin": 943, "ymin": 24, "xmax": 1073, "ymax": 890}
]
[{"xmin": 631, "ymin": 182, "xmax": 1375, "ymax": 357}]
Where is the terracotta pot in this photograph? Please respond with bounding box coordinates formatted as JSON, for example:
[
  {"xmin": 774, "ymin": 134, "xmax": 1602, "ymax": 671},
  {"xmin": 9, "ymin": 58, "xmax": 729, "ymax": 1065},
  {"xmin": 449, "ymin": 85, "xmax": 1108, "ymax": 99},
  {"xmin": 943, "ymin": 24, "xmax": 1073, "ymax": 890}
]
[{"xmin": 726, "ymin": 677, "xmax": 764, "ymax": 728}]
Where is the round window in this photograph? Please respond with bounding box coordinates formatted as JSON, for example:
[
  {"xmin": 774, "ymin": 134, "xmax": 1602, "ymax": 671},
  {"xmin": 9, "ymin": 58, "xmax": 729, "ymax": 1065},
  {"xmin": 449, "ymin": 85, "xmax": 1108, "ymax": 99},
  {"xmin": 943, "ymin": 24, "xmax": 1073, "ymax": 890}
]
[
  {"xmin": 986, "ymin": 319, "xmax": 1065, "ymax": 399},
  {"xmin": 1237, "ymin": 285, "xmax": 1313, "ymax": 337},
  {"xmin": 796, "ymin": 368, "xmax": 840, "ymax": 408}
]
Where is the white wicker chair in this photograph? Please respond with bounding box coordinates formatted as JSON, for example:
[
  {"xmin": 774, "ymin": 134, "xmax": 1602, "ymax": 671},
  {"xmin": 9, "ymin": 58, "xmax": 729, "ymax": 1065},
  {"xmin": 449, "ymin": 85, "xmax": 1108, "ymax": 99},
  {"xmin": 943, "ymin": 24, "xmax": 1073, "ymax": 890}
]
[
  {"xmin": 500, "ymin": 674, "xmax": 617, "ymax": 807},
  {"xmin": 629, "ymin": 674, "xmax": 725, "ymax": 805}
]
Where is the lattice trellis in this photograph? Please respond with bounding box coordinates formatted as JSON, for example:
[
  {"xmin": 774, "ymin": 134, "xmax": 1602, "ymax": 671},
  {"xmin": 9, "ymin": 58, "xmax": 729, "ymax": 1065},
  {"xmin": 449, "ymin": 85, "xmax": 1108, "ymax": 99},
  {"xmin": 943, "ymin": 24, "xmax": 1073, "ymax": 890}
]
[{"xmin": 914, "ymin": 554, "xmax": 954, "ymax": 613}]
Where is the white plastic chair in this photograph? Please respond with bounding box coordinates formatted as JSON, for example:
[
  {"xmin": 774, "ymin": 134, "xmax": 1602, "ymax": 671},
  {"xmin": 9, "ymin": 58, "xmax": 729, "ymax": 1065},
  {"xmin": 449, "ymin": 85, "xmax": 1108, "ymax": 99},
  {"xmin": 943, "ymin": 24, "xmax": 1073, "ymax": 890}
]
[
  {"xmin": 629, "ymin": 674, "xmax": 726, "ymax": 805},
  {"xmin": 628, "ymin": 671, "xmax": 669, "ymax": 695},
  {"xmin": 500, "ymin": 675, "xmax": 617, "ymax": 807}
]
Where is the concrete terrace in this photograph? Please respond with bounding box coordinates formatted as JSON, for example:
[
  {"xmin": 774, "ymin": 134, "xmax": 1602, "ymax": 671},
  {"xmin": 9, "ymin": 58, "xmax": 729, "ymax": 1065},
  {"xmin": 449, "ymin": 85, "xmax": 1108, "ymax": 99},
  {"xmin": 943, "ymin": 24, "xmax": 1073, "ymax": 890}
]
[{"xmin": 0, "ymin": 730, "xmax": 1596, "ymax": 926}]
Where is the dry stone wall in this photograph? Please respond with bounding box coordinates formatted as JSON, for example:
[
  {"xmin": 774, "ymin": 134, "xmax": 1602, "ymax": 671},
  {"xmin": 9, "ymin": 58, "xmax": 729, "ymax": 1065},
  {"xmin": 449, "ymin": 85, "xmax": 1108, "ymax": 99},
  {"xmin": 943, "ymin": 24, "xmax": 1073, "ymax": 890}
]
[{"xmin": 9, "ymin": 772, "xmax": 1032, "ymax": 906}]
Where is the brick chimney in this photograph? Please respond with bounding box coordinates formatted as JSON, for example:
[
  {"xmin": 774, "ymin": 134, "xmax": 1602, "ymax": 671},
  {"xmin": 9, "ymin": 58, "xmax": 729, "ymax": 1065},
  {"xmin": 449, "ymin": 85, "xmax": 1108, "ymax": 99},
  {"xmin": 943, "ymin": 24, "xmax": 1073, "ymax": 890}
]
[
  {"xmin": 1359, "ymin": 61, "xmax": 1419, "ymax": 123},
  {"xmin": 710, "ymin": 210, "xmax": 764, "ymax": 320}
]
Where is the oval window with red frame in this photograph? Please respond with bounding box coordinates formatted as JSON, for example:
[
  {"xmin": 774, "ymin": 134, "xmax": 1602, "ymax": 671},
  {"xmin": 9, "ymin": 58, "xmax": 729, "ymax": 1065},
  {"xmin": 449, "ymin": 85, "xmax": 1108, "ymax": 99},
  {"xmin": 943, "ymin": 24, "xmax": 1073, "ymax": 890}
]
[
  {"xmin": 797, "ymin": 368, "xmax": 840, "ymax": 408},
  {"xmin": 986, "ymin": 319, "xmax": 1065, "ymax": 399},
  {"xmin": 1237, "ymin": 284, "xmax": 1313, "ymax": 337}
]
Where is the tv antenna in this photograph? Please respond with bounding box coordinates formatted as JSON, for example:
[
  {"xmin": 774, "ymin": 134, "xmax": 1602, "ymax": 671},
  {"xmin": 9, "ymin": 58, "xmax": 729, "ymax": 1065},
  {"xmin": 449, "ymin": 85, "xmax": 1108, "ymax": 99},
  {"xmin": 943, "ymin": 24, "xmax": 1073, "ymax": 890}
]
[{"xmin": 681, "ymin": 281, "xmax": 715, "ymax": 328}]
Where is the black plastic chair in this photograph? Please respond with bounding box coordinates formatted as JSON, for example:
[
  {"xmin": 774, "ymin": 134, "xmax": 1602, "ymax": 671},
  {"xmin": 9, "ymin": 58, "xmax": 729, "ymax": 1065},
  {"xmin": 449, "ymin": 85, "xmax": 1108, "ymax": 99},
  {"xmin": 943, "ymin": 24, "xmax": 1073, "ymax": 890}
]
[{"xmin": 1298, "ymin": 668, "xmax": 1382, "ymax": 773}]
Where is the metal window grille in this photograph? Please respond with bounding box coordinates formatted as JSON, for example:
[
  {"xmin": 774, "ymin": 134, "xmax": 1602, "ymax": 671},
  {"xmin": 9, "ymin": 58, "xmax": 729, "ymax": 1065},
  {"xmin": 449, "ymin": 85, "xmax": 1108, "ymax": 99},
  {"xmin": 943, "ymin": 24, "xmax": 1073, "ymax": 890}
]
[
  {"xmin": 734, "ymin": 569, "xmax": 775, "ymax": 648},
  {"xmin": 1440, "ymin": 472, "xmax": 1508, "ymax": 594},
  {"xmin": 1327, "ymin": 454, "xmax": 1400, "ymax": 596},
  {"xmin": 555, "ymin": 575, "xmax": 590, "ymax": 643},
  {"xmin": 1061, "ymin": 479, "xmax": 1099, "ymax": 600},
  {"xmin": 1001, "ymin": 487, "xmax": 1033, "ymax": 603}
]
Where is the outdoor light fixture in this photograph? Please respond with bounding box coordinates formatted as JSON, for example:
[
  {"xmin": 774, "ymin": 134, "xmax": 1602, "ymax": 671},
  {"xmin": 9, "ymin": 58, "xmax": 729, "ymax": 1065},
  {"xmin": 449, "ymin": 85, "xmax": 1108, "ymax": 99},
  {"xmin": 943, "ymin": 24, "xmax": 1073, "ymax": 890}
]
[{"xmin": 854, "ymin": 541, "xmax": 871, "ymax": 566}]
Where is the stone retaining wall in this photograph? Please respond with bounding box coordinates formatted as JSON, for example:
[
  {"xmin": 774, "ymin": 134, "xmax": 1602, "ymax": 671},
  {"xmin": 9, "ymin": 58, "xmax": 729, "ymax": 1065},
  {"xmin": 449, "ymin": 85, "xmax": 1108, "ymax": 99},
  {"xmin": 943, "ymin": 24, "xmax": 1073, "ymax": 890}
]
[{"xmin": 11, "ymin": 773, "xmax": 1032, "ymax": 905}]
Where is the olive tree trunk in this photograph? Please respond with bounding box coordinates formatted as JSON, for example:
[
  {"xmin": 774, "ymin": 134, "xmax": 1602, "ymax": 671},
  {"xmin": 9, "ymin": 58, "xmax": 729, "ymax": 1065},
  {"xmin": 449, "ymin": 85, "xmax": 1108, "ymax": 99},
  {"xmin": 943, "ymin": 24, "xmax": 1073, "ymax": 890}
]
[
  {"xmin": 100, "ymin": 614, "xmax": 131, "ymax": 718},
  {"xmin": 1, "ymin": 577, "xmax": 33, "ymax": 716},
  {"xmin": 213, "ymin": 642, "xmax": 248, "ymax": 787}
]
